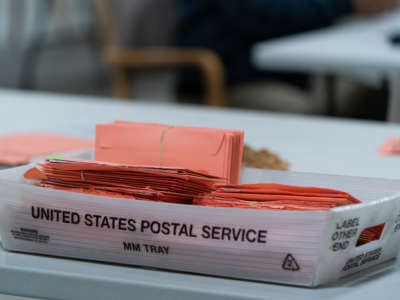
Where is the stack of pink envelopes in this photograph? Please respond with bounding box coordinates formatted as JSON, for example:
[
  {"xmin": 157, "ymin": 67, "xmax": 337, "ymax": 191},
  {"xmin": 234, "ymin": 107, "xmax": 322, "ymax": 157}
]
[
  {"xmin": 194, "ymin": 183, "xmax": 361, "ymax": 211},
  {"xmin": 25, "ymin": 158, "xmax": 223, "ymax": 204},
  {"xmin": 95, "ymin": 121, "xmax": 244, "ymax": 184}
]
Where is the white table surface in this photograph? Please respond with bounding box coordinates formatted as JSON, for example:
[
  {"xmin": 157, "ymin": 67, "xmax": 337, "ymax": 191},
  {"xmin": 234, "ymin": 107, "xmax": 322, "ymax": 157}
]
[
  {"xmin": 253, "ymin": 10, "xmax": 400, "ymax": 76},
  {"xmin": 252, "ymin": 9, "xmax": 400, "ymax": 122},
  {"xmin": 1, "ymin": 88, "xmax": 400, "ymax": 299}
]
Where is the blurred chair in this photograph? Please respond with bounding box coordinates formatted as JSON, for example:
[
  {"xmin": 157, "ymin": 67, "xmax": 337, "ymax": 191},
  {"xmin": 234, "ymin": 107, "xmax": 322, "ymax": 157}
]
[
  {"xmin": 93, "ymin": 0, "xmax": 227, "ymax": 106},
  {"xmin": 16, "ymin": 0, "xmax": 98, "ymax": 91}
]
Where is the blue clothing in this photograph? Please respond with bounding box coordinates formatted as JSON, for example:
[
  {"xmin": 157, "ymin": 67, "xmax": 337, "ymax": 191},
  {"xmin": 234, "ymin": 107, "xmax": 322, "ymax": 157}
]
[{"xmin": 175, "ymin": 0, "xmax": 353, "ymax": 90}]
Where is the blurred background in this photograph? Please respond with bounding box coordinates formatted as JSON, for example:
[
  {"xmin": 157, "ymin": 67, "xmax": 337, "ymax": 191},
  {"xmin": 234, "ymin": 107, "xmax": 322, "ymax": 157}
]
[{"xmin": 1, "ymin": 0, "xmax": 398, "ymax": 121}]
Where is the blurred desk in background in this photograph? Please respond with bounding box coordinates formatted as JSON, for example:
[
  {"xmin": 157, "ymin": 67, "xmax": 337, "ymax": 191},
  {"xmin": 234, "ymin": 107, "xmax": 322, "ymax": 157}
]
[
  {"xmin": 1, "ymin": 88, "xmax": 400, "ymax": 180},
  {"xmin": 0, "ymin": 88, "xmax": 400, "ymax": 299},
  {"xmin": 252, "ymin": 10, "xmax": 400, "ymax": 122}
]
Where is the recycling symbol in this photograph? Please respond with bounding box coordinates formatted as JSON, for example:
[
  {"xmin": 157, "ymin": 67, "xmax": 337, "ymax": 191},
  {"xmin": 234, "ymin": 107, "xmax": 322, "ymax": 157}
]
[{"xmin": 282, "ymin": 254, "xmax": 300, "ymax": 271}]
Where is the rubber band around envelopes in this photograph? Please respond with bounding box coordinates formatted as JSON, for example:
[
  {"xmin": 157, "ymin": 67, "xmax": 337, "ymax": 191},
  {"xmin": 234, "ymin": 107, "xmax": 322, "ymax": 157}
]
[{"xmin": 158, "ymin": 126, "xmax": 173, "ymax": 166}]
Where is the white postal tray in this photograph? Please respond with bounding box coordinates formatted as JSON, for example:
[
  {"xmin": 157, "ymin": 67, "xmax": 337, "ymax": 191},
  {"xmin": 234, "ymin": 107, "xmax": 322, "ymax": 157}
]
[{"xmin": 0, "ymin": 166, "xmax": 399, "ymax": 287}]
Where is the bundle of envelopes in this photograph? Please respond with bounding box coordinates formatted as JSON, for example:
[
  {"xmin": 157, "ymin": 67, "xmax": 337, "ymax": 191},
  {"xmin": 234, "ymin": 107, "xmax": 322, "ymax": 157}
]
[
  {"xmin": 24, "ymin": 158, "xmax": 223, "ymax": 204},
  {"xmin": 25, "ymin": 158, "xmax": 361, "ymax": 211},
  {"xmin": 194, "ymin": 183, "xmax": 361, "ymax": 211},
  {"xmin": 356, "ymin": 224, "xmax": 385, "ymax": 247},
  {"xmin": 95, "ymin": 121, "xmax": 244, "ymax": 184}
]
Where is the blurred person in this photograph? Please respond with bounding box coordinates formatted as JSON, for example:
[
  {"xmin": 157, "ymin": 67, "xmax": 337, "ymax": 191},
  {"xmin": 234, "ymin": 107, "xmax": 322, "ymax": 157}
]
[{"xmin": 174, "ymin": 0, "xmax": 398, "ymax": 116}]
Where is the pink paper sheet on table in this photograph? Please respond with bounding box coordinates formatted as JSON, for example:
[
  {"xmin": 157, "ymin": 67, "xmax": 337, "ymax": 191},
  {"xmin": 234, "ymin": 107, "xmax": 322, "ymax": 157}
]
[
  {"xmin": 0, "ymin": 133, "xmax": 94, "ymax": 165},
  {"xmin": 379, "ymin": 137, "xmax": 400, "ymax": 155}
]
